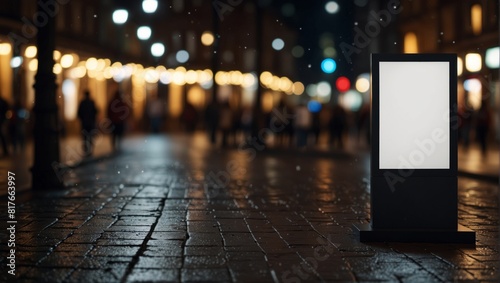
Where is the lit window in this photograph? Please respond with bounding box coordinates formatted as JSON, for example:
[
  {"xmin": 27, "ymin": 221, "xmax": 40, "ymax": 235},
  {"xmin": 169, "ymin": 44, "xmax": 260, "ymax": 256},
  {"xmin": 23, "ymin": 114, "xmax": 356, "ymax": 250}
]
[
  {"xmin": 465, "ymin": 53, "xmax": 482, "ymax": 72},
  {"xmin": 471, "ymin": 4, "xmax": 482, "ymax": 35},
  {"xmin": 404, "ymin": 32, "xmax": 418, "ymax": 53}
]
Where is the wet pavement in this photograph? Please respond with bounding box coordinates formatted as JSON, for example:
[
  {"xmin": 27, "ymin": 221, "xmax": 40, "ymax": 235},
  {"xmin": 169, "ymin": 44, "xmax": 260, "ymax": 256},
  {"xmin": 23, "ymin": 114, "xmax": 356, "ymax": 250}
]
[{"xmin": 0, "ymin": 134, "xmax": 499, "ymax": 282}]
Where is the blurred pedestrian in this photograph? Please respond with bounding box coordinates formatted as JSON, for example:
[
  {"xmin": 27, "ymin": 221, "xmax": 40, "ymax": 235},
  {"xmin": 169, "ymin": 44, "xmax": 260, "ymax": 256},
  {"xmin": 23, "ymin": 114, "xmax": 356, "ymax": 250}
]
[
  {"xmin": 458, "ymin": 102, "xmax": 473, "ymax": 149},
  {"xmin": 240, "ymin": 106, "xmax": 253, "ymax": 141},
  {"xmin": 9, "ymin": 102, "xmax": 28, "ymax": 153},
  {"xmin": 77, "ymin": 90, "xmax": 98, "ymax": 157},
  {"xmin": 107, "ymin": 91, "xmax": 129, "ymax": 150},
  {"xmin": 329, "ymin": 104, "xmax": 346, "ymax": 149},
  {"xmin": 181, "ymin": 101, "xmax": 198, "ymax": 133},
  {"xmin": 357, "ymin": 103, "xmax": 370, "ymax": 146},
  {"xmin": 147, "ymin": 94, "xmax": 164, "ymax": 133},
  {"xmin": 311, "ymin": 111, "xmax": 321, "ymax": 145},
  {"xmin": 475, "ymin": 102, "xmax": 491, "ymax": 155},
  {"xmin": 294, "ymin": 102, "xmax": 311, "ymax": 148},
  {"xmin": 0, "ymin": 96, "xmax": 9, "ymax": 156},
  {"xmin": 219, "ymin": 101, "xmax": 233, "ymax": 147},
  {"xmin": 271, "ymin": 101, "xmax": 287, "ymax": 146},
  {"xmin": 205, "ymin": 100, "xmax": 219, "ymax": 144}
]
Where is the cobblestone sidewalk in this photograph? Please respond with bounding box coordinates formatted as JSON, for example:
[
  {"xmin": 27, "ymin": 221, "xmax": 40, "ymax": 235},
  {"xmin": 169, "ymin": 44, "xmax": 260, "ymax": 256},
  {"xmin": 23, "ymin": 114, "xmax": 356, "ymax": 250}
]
[{"xmin": 0, "ymin": 135, "xmax": 498, "ymax": 282}]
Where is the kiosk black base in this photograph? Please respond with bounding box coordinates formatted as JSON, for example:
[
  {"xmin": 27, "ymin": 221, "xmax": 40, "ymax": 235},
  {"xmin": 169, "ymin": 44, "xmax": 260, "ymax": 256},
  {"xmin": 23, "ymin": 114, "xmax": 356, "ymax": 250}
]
[{"xmin": 353, "ymin": 223, "xmax": 475, "ymax": 244}]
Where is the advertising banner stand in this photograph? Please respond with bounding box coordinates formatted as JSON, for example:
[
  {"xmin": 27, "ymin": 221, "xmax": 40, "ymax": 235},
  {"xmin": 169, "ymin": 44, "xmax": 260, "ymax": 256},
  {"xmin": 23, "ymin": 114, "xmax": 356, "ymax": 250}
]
[{"xmin": 354, "ymin": 54, "xmax": 475, "ymax": 244}]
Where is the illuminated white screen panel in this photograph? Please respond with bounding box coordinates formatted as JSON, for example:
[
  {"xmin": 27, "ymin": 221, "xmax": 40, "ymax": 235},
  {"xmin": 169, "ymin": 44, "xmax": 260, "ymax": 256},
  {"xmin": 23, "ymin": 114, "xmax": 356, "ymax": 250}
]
[{"xmin": 379, "ymin": 61, "xmax": 450, "ymax": 169}]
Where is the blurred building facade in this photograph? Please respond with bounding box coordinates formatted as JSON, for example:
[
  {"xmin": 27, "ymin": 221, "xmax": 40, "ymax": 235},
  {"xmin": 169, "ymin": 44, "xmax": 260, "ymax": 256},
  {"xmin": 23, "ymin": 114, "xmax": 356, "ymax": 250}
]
[
  {"xmin": 398, "ymin": 0, "xmax": 499, "ymax": 140},
  {"xmin": 353, "ymin": 0, "xmax": 499, "ymax": 142},
  {"xmin": 0, "ymin": 0, "xmax": 300, "ymax": 135}
]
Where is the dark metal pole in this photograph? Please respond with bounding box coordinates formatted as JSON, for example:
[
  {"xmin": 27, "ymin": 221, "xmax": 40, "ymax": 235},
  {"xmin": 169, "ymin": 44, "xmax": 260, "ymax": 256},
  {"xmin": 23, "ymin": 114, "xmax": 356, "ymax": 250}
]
[
  {"xmin": 252, "ymin": 0, "xmax": 263, "ymax": 137},
  {"xmin": 32, "ymin": 0, "xmax": 63, "ymax": 190},
  {"xmin": 211, "ymin": 5, "xmax": 220, "ymax": 103}
]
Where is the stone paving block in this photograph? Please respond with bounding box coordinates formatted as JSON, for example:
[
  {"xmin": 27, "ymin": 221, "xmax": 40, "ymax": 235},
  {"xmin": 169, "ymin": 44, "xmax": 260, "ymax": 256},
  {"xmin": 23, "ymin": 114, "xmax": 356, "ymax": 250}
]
[
  {"xmin": 55, "ymin": 243, "xmax": 94, "ymax": 253},
  {"xmin": 186, "ymin": 232, "xmax": 223, "ymax": 246},
  {"xmin": 216, "ymin": 219, "xmax": 250, "ymax": 232},
  {"xmin": 118, "ymin": 210, "xmax": 160, "ymax": 217},
  {"xmin": 143, "ymin": 245, "xmax": 183, "ymax": 257},
  {"xmin": 64, "ymin": 233, "xmax": 102, "ymax": 244},
  {"xmin": 225, "ymin": 251, "xmax": 265, "ymax": 261},
  {"xmin": 168, "ymin": 188, "xmax": 186, "ymax": 198},
  {"xmin": 101, "ymin": 231, "xmax": 149, "ymax": 240},
  {"xmin": 213, "ymin": 210, "xmax": 244, "ymax": 219},
  {"xmin": 78, "ymin": 256, "xmax": 134, "ymax": 269},
  {"xmin": 16, "ymin": 251, "xmax": 51, "ymax": 265},
  {"xmin": 221, "ymin": 232, "xmax": 257, "ymax": 246},
  {"xmin": 22, "ymin": 267, "xmax": 74, "ymax": 283},
  {"xmin": 89, "ymin": 246, "xmax": 141, "ymax": 257},
  {"xmin": 106, "ymin": 225, "xmax": 152, "ymax": 232},
  {"xmin": 96, "ymin": 239, "xmax": 145, "ymax": 246},
  {"xmin": 38, "ymin": 255, "xmax": 85, "ymax": 268},
  {"xmin": 187, "ymin": 220, "xmax": 220, "ymax": 233},
  {"xmin": 114, "ymin": 217, "xmax": 158, "ymax": 226},
  {"xmin": 126, "ymin": 268, "xmax": 179, "ymax": 282},
  {"xmin": 67, "ymin": 264, "xmax": 128, "ymax": 283},
  {"xmin": 183, "ymin": 255, "xmax": 226, "ymax": 268},
  {"xmin": 149, "ymin": 231, "xmax": 187, "ymax": 241},
  {"xmin": 223, "ymin": 245, "xmax": 265, "ymax": 252},
  {"xmin": 135, "ymin": 186, "xmax": 169, "ymax": 198},
  {"xmin": 186, "ymin": 210, "xmax": 215, "ymax": 221},
  {"xmin": 181, "ymin": 268, "xmax": 231, "ymax": 282},
  {"xmin": 185, "ymin": 246, "xmax": 225, "ymax": 256},
  {"xmin": 135, "ymin": 256, "xmax": 183, "ymax": 269},
  {"xmin": 228, "ymin": 263, "xmax": 275, "ymax": 283},
  {"xmin": 146, "ymin": 239, "xmax": 183, "ymax": 247}
]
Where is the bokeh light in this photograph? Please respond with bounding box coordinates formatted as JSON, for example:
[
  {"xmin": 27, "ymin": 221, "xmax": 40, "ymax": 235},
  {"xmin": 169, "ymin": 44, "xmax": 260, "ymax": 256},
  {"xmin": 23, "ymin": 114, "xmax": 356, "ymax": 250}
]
[
  {"xmin": 60, "ymin": 54, "xmax": 74, "ymax": 68},
  {"xmin": 485, "ymin": 47, "xmax": 499, "ymax": 69},
  {"xmin": 325, "ymin": 1, "xmax": 339, "ymax": 14},
  {"xmin": 112, "ymin": 9, "xmax": 128, "ymax": 24},
  {"xmin": 176, "ymin": 50, "xmax": 189, "ymax": 63},
  {"xmin": 336, "ymin": 76, "xmax": 351, "ymax": 92},
  {"xmin": 308, "ymin": 100, "xmax": 322, "ymax": 113},
  {"xmin": 201, "ymin": 31, "xmax": 215, "ymax": 46},
  {"xmin": 321, "ymin": 58, "xmax": 336, "ymax": 74},
  {"xmin": 0, "ymin": 43, "xmax": 11, "ymax": 55},
  {"xmin": 465, "ymin": 53, "xmax": 481, "ymax": 72},
  {"xmin": 316, "ymin": 81, "xmax": 332, "ymax": 97},
  {"xmin": 137, "ymin": 26, "xmax": 152, "ymax": 40},
  {"xmin": 142, "ymin": 0, "xmax": 158, "ymax": 13},
  {"xmin": 25, "ymin": 46, "xmax": 37, "ymax": 58},
  {"xmin": 291, "ymin": 45, "xmax": 304, "ymax": 58},
  {"xmin": 341, "ymin": 90, "xmax": 363, "ymax": 111},
  {"xmin": 10, "ymin": 56, "xmax": 23, "ymax": 68},
  {"xmin": 355, "ymin": 73, "xmax": 370, "ymax": 93},
  {"xmin": 151, "ymin": 43, "xmax": 165, "ymax": 57},
  {"xmin": 272, "ymin": 38, "xmax": 285, "ymax": 51}
]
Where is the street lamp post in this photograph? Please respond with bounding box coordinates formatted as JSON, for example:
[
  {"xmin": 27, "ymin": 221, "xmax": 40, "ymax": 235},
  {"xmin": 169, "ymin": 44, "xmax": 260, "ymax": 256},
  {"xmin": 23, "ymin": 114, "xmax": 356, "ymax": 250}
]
[
  {"xmin": 32, "ymin": 0, "xmax": 63, "ymax": 190},
  {"xmin": 252, "ymin": 0, "xmax": 263, "ymax": 138}
]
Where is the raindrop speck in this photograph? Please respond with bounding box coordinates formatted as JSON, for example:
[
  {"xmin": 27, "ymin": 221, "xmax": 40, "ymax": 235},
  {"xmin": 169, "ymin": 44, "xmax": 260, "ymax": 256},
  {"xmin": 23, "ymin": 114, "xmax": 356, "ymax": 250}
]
[{"xmin": 296, "ymin": 166, "xmax": 301, "ymax": 171}]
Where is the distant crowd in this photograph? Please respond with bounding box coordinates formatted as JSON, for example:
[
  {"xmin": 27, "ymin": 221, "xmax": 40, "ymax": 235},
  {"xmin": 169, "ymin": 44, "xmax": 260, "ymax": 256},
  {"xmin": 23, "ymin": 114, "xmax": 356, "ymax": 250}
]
[{"xmin": 0, "ymin": 91, "xmax": 493, "ymax": 158}]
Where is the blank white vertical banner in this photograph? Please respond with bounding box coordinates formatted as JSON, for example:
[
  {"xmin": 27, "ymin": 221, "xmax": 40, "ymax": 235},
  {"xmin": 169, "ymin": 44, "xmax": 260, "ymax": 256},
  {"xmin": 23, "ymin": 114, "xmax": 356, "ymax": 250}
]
[{"xmin": 379, "ymin": 61, "xmax": 450, "ymax": 169}]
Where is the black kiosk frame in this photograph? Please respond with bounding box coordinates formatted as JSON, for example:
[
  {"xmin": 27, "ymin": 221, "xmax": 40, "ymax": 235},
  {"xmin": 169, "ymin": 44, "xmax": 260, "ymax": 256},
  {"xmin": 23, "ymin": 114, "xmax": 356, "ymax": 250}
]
[{"xmin": 354, "ymin": 54, "xmax": 475, "ymax": 243}]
